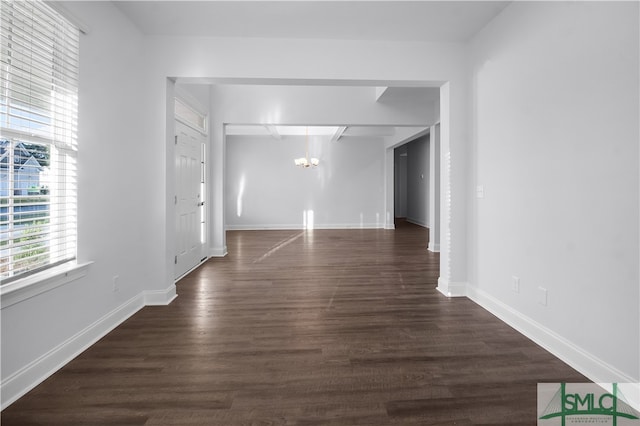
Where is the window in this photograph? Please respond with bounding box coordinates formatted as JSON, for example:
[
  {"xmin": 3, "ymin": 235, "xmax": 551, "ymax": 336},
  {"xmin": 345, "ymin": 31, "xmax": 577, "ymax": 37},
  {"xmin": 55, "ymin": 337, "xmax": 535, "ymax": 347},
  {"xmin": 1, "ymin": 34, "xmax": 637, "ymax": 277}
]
[
  {"xmin": 1, "ymin": 0, "xmax": 79, "ymax": 284},
  {"xmin": 175, "ymin": 97, "xmax": 207, "ymax": 134}
]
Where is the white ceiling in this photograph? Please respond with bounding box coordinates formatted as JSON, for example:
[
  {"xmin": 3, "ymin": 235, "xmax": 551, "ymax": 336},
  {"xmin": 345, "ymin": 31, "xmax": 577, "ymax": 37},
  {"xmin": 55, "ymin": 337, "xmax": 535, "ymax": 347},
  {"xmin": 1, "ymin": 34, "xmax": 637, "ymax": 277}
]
[{"xmin": 115, "ymin": 1, "xmax": 510, "ymax": 42}]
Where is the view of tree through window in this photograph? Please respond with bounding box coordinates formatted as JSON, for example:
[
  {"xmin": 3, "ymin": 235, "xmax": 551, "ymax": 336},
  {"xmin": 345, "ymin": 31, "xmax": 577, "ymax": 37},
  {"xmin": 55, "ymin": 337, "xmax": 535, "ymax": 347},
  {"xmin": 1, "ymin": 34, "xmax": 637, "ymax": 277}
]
[{"xmin": 0, "ymin": 141, "xmax": 52, "ymax": 277}]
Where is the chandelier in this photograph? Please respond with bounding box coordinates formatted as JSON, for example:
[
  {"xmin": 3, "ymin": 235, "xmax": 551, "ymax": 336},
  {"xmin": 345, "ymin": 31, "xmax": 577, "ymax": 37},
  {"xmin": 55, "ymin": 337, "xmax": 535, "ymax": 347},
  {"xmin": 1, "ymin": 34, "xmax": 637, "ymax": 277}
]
[{"xmin": 294, "ymin": 127, "xmax": 319, "ymax": 168}]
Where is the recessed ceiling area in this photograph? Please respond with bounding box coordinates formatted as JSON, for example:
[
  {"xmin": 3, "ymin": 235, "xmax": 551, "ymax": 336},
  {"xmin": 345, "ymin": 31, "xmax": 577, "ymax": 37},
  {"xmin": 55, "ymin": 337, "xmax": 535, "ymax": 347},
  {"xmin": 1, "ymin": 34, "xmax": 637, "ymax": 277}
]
[
  {"xmin": 225, "ymin": 124, "xmax": 409, "ymax": 142},
  {"xmin": 115, "ymin": 1, "xmax": 510, "ymax": 42},
  {"xmin": 214, "ymin": 85, "xmax": 438, "ymax": 144},
  {"xmin": 274, "ymin": 126, "xmax": 338, "ymax": 136},
  {"xmin": 226, "ymin": 125, "xmax": 340, "ymax": 138}
]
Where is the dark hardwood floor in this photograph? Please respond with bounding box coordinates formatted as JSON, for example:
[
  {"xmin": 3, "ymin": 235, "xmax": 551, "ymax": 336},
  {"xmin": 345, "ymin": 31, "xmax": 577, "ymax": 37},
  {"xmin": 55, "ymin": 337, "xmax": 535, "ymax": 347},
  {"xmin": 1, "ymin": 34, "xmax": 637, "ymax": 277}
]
[{"xmin": 2, "ymin": 222, "xmax": 586, "ymax": 425}]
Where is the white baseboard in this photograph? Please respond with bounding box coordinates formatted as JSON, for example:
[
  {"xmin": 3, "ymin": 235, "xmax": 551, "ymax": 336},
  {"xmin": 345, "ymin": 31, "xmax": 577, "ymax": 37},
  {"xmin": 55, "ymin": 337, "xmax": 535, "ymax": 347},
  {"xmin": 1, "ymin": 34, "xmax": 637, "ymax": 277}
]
[
  {"xmin": 428, "ymin": 242, "xmax": 440, "ymax": 252},
  {"xmin": 144, "ymin": 284, "xmax": 177, "ymax": 306},
  {"xmin": 466, "ymin": 284, "xmax": 640, "ymax": 409},
  {"xmin": 226, "ymin": 224, "xmax": 301, "ymax": 230},
  {"xmin": 385, "ymin": 224, "xmax": 396, "ymax": 230},
  {"xmin": 209, "ymin": 246, "xmax": 228, "ymax": 257},
  {"xmin": 406, "ymin": 218, "xmax": 427, "ymax": 228},
  {"xmin": 436, "ymin": 277, "xmax": 467, "ymax": 297},
  {"xmin": 1, "ymin": 288, "xmax": 178, "ymax": 410},
  {"xmin": 1, "ymin": 294, "xmax": 143, "ymax": 409},
  {"xmin": 225, "ymin": 223, "xmax": 385, "ymax": 231}
]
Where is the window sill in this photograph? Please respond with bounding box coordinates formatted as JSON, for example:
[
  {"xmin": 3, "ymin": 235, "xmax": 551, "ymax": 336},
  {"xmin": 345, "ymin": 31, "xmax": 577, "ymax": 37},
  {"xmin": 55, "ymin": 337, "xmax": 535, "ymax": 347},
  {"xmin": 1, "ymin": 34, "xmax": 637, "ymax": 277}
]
[{"xmin": 1, "ymin": 261, "xmax": 93, "ymax": 309}]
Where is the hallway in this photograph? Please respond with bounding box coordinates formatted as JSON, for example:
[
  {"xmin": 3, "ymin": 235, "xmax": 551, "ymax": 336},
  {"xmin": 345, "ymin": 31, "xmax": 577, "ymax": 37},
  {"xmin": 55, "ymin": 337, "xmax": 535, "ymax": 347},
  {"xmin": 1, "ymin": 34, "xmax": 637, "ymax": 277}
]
[{"xmin": 2, "ymin": 224, "xmax": 585, "ymax": 425}]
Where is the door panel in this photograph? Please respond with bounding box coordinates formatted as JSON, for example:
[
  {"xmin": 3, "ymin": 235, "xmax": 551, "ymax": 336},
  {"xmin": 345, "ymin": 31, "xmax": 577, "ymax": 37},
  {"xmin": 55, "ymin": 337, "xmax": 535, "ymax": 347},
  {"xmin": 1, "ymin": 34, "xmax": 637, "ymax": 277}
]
[{"xmin": 175, "ymin": 121, "xmax": 205, "ymax": 279}]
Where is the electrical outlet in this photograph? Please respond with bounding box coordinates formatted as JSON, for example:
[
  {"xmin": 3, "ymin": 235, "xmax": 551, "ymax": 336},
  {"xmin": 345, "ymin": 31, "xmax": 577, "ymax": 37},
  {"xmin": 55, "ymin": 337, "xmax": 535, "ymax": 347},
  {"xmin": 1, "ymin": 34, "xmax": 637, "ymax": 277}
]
[
  {"xmin": 476, "ymin": 185, "xmax": 485, "ymax": 199},
  {"xmin": 113, "ymin": 275, "xmax": 119, "ymax": 292},
  {"xmin": 512, "ymin": 276, "xmax": 520, "ymax": 293},
  {"xmin": 538, "ymin": 286, "xmax": 547, "ymax": 306}
]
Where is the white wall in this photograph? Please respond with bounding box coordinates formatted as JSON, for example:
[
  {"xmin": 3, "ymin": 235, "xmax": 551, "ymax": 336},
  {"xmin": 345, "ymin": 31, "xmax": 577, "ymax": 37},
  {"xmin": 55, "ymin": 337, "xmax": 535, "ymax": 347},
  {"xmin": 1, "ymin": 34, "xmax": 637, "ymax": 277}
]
[
  {"xmin": 406, "ymin": 135, "xmax": 429, "ymax": 227},
  {"xmin": 225, "ymin": 135, "xmax": 385, "ymax": 229},
  {"xmin": 210, "ymin": 84, "xmax": 436, "ymax": 127},
  {"xmin": 0, "ymin": 2, "xmax": 174, "ymax": 408},
  {"xmin": 469, "ymin": 1, "xmax": 639, "ymax": 385},
  {"xmin": 176, "ymin": 83, "xmax": 210, "ymax": 115}
]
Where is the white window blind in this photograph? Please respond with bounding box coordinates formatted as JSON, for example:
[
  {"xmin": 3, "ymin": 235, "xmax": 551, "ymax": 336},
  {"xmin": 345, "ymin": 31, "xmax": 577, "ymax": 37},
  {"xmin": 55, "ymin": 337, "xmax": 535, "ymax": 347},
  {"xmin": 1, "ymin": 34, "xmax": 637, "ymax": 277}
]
[{"xmin": 1, "ymin": 0, "xmax": 79, "ymax": 283}]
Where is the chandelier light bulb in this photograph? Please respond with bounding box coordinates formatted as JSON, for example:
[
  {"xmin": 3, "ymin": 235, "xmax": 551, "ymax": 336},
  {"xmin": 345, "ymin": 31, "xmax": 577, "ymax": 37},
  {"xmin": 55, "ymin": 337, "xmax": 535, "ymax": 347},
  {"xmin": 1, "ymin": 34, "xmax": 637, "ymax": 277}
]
[{"xmin": 294, "ymin": 127, "xmax": 319, "ymax": 168}]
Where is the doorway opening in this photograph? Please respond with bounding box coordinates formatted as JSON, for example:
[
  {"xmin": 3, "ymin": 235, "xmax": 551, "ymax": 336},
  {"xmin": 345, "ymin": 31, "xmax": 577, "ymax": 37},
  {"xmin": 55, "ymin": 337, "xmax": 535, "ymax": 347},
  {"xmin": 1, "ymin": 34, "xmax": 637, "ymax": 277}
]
[
  {"xmin": 165, "ymin": 79, "xmax": 451, "ymax": 292},
  {"xmin": 393, "ymin": 125, "xmax": 440, "ymax": 252}
]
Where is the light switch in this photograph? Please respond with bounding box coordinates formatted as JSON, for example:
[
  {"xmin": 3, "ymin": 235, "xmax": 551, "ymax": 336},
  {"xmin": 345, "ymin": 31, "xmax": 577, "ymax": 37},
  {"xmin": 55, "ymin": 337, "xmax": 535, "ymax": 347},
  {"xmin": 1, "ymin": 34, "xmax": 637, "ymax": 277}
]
[
  {"xmin": 538, "ymin": 287, "xmax": 547, "ymax": 306},
  {"xmin": 512, "ymin": 276, "xmax": 520, "ymax": 293},
  {"xmin": 476, "ymin": 185, "xmax": 485, "ymax": 199}
]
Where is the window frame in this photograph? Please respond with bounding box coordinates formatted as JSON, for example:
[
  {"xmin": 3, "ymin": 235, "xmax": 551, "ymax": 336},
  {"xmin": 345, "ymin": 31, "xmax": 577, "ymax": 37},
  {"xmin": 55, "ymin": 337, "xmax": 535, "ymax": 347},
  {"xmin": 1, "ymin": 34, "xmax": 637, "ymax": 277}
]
[
  {"xmin": 175, "ymin": 96, "xmax": 208, "ymax": 136},
  {"xmin": 1, "ymin": 0, "xmax": 81, "ymax": 289}
]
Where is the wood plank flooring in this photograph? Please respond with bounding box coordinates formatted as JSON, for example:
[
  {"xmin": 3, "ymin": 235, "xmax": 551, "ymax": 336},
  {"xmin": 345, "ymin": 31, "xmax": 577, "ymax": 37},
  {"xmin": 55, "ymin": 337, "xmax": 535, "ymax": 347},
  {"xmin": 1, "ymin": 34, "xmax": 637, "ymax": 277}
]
[{"xmin": 1, "ymin": 222, "xmax": 586, "ymax": 425}]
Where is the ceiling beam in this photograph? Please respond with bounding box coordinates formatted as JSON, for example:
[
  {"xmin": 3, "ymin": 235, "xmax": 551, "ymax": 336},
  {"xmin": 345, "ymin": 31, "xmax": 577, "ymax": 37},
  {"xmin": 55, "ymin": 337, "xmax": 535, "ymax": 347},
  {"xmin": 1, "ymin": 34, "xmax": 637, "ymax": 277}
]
[
  {"xmin": 331, "ymin": 126, "xmax": 347, "ymax": 142},
  {"xmin": 265, "ymin": 125, "xmax": 281, "ymax": 140},
  {"xmin": 375, "ymin": 86, "xmax": 389, "ymax": 102},
  {"xmin": 226, "ymin": 125, "xmax": 270, "ymax": 136},
  {"xmin": 343, "ymin": 126, "xmax": 396, "ymax": 137}
]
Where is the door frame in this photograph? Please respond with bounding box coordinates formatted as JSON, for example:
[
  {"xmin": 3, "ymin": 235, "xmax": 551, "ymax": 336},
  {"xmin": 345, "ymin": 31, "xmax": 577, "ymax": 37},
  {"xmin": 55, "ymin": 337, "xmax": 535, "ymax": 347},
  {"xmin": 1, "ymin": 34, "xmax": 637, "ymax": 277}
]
[{"xmin": 174, "ymin": 92, "xmax": 209, "ymax": 281}]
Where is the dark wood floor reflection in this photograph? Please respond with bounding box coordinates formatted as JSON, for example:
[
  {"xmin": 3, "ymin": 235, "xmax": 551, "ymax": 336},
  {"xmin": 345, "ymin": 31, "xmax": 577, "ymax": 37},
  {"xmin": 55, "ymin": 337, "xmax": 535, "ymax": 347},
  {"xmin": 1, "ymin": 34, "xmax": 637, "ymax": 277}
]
[{"xmin": 2, "ymin": 222, "xmax": 586, "ymax": 425}]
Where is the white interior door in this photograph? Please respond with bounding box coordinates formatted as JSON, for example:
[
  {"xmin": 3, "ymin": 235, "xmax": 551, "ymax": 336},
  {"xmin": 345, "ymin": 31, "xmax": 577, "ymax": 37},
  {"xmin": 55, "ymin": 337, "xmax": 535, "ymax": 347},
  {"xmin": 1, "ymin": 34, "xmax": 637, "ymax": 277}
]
[{"xmin": 175, "ymin": 121, "xmax": 206, "ymax": 279}]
